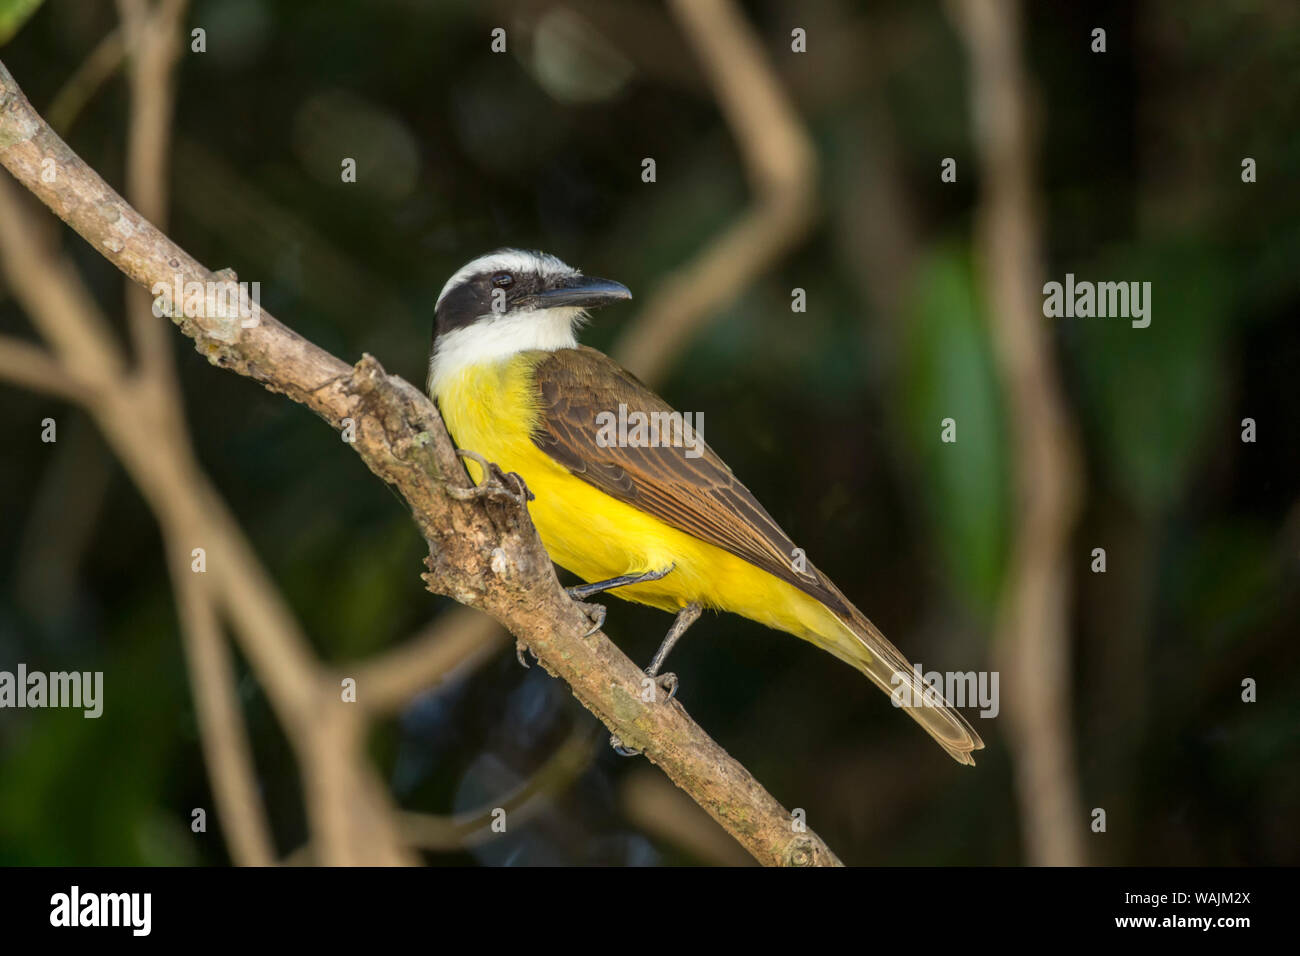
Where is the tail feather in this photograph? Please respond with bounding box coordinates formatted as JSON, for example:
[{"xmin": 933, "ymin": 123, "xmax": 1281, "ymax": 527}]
[
  {"xmin": 849, "ymin": 614, "xmax": 985, "ymax": 766},
  {"xmin": 815, "ymin": 593, "xmax": 985, "ymax": 766}
]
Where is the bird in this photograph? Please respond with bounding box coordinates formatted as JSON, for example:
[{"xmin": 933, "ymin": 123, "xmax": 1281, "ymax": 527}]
[{"xmin": 428, "ymin": 249, "xmax": 984, "ymax": 765}]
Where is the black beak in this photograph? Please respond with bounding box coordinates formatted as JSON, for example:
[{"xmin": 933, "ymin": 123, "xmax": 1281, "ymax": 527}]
[{"xmin": 531, "ymin": 276, "xmax": 632, "ymax": 310}]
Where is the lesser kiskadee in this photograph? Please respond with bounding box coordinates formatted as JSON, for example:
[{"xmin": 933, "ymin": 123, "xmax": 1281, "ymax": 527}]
[{"xmin": 429, "ymin": 249, "xmax": 984, "ymax": 765}]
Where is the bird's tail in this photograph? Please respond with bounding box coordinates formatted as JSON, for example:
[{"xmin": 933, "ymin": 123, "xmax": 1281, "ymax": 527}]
[{"xmin": 808, "ymin": 587, "xmax": 985, "ymax": 766}]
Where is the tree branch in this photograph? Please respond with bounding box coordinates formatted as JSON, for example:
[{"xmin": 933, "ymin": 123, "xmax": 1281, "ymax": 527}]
[
  {"xmin": 167, "ymin": 540, "xmax": 276, "ymax": 866},
  {"xmin": 118, "ymin": 0, "xmax": 189, "ymax": 385},
  {"xmin": 353, "ymin": 606, "xmax": 508, "ymax": 718},
  {"xmin": 0, "ymin": 58, "xmax": 840, "ymax": 866},
  {"xmin": 113, "ymin": 0, "xmax": 286, "ymax": 866},
  {"xmin": 397, "ymin": 723, "xmax": 599, "ymax": 852},
  {"xmin": 0, "ymin": 172, "xmax": 413, "ymax": 866},
  {"xmin": 0, "ymin": 334, "xmax": 93, "ymax": 400}
]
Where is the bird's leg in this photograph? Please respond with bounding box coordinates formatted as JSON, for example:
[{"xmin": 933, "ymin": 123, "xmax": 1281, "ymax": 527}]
[
  {"xmin": 566, "ymin": 565, "xmax": 674, "ymax": 638},
  {"xmin": 566, "ymin": 565, "xmax": 674, "ymax": 601},
  {"xmin": 610, "ymin": 601, "xmax": 703, "ymax": 757},
  {"xmin": 644, "ymin": 601, "xmax": 702, "ymax": 696}
]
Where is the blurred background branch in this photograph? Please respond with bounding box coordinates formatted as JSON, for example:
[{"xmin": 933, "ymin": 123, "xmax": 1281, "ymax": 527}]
[
  {"xmin": 0, "ymin": 7, "xmax": 416, "ymax": 860},
  {"xmin": 613, "ymin": 0, "xmax": 816, "ymax": 383},
  {"xmin": 949, "ymin": 0, "xmax": 1085, "ymax": 865},
  {"xmin": 0, "ymin": 172, "xmax": 414, "ymax": 864}
]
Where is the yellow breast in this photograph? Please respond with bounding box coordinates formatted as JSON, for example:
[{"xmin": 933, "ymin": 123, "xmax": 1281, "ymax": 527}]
[{"xmin": 433, "ymin": 352, "xmax": 848, "ymax": 646}]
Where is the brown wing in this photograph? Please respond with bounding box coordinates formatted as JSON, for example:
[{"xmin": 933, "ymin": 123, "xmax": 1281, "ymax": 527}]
[{"xmin": 531, "ymin": 347, "xmax": 850, "ymax": 618}]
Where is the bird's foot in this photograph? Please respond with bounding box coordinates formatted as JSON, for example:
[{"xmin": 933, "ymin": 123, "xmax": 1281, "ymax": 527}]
[
  {"xmin": 447, "ymin": 449, "xmax": 534, "ymax": 504},
  {"xmin": 650, "ymin": 670, "xmax": 678, "ymax": 702},
  {"xmin": 571, "ymin": 600, "xmax": 606, "ymax": 638},
  {"xmin": 609, "ymin": 734, "xmax": 641, "ymax": 757},
  {"xmin": 609, "ymin": 670, "xmax": 679, "ymax": 756},
  {"xmin": 514, "ymin": 639, "xmax": 532, "ymax": 668}
]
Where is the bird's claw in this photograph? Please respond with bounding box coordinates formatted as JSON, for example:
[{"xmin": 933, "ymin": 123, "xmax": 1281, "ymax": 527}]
[
  {"xmin": 573, "ymin": 600, "xmax": 606, "ymax": 637},
  {"xmin": 608, "ymin": 670, "xmax": 679, "ymax": 758},
  {"xmin": 515, "ymin": 639, "xmax": 532, "ymax": 668},
  {"xmin": 651, "ymin": 671, "xmax": 678, "ymax": 701},
  {"xmin": 450, "ymin": 449, "xmax": 534, "ymax": 504},
  {"xmin": 609, "ymin": 734, "xmax": 641, "ymax": 757}
]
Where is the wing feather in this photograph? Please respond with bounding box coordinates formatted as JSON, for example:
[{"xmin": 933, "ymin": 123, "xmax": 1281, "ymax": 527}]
[{"xmin": 530, "ymin": 347, "xmax": 850, "ymax": 618}]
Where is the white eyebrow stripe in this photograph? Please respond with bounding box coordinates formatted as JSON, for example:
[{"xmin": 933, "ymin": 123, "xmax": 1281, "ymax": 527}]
[{"xmin": 434, "ymin": 249, "xmax": 579, "ymax": 311}]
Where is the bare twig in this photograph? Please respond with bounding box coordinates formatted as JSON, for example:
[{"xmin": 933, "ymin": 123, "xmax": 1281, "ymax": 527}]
[
  {"xmin": 167, "ymin": 541, "xmax": 276, "ymax": 866},
  {"xmin": 115, "ymin": 1, "xmax": 282, "ymax": 865},
  {"xmin": 0, "ymin": 173, "xmax": 413, "ymax": 868},
  {"xmin": 0, "ymin": 334, "xmax": 92, "ymax": 400},
  {"xmin": 0, "ymin": 189, "xmax": 125, "ymax": 380},
  {"xmin": 353, "ymin": 606, "xmax": 508, "ymax": 718},
  {"xmin": 398, "ymin": 724, "xmax": 599, "ymax": 851},
  {"xmin": 118, "ymin": 0, "xmax": 187, "ymax": 385},
  {"xmin": 612, "ymin": 0, "xmax": 817, "ymax": 384},
  {"xmin": 621, "ymin": 767, "xmax": 757, "ymax": 866},
  {"xmin": 0, "ymin": 58, "xmax": 841, "ymax": 867},
  {"xmin": 948, "ymin": 0, "xmax": 1085, "ymax": 866},
  {"xmin": 7, "ymin": 5, "xmax": 323, "ymax": 866}
]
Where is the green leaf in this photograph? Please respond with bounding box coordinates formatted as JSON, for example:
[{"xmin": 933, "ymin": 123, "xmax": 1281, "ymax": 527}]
[
  {"xmin": 897, "ymin": 244, "xmax": 1010, "ymax": 614},
  {"xmin": 1068, "ymin": 240, "xmax": 1232, "ymax": 515}
]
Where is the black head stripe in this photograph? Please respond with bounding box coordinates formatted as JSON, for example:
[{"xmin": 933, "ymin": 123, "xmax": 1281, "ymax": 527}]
[
  {"xmin": 434, "ymin": 269, "xmax": 549, "ymax": 338},
  {"xmin": 434, "ymin": 278, "xmax": 489, "ymax": 336}
]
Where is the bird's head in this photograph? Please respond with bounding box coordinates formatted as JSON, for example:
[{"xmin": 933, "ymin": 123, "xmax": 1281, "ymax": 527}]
[{"xmin": 429, "ymin": 249, "xmax": 631, "ymax": 393}]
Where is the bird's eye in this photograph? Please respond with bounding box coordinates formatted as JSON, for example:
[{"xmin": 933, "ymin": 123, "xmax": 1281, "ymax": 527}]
[{"xmin": 491, "ymin": 273, "xmax": 514, "ymax": 289}]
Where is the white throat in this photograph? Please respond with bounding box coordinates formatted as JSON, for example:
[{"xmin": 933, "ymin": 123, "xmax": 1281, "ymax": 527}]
[{"xmin": 428, "ymin": 307, "xmax": 582, "ymax": 395}]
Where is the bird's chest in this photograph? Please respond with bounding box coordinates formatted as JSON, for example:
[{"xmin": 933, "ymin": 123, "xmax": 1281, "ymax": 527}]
[
  {"xmin": 433, "ymin": 355, "xmax": 551, "ymax": 484},
  {"xmin": 433, "ymin": 354, "xmax": 670, "ymax": 590}
]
